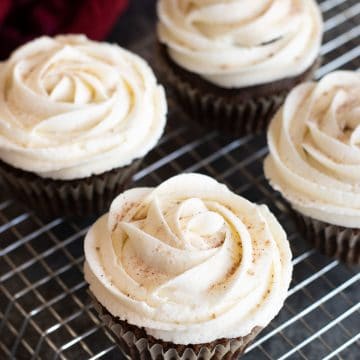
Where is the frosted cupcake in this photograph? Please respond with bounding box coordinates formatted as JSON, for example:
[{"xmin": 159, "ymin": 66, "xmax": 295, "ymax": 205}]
[
  {"xmin": 84, "ymin": 173, "xmax": 293, "ymax": 359},
  {"xmin": 264, "ymin": 71, "xmax": 360, "ymax": 265},
  {"xmin": 156, "ymin": 0, "xmax": 323, "ymax": 136},
  {"xmin": 0, "ymin": 35, "xmax": 167, "ymax": 217}
]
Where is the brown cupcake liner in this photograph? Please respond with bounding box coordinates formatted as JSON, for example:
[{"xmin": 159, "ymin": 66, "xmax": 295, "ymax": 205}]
[
  {"xmin": 0, "ymin": 159, "xmax": 141, "ymax": 218},
  {"xmin": 172, "ymin": 86, "xmax": 284, "ymax": 136},
  {"xmin": 156, "ymin": 43, "xmax": 320, "ymax": 136},
  {"xmin": 90, "ymin": 292, "xmax": 262, "ymax": 360},
  {"xmin": 293, "ymin": 211, "xmax": 360, "ymax": 265}
]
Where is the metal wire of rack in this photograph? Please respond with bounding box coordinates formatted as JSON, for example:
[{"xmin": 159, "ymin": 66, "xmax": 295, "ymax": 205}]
[{"xmin": 0, "ymin": 0, "xmax": 359, "ymax": 359}]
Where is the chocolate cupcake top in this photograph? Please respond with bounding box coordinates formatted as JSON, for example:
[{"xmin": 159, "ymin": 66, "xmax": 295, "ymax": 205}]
[
  {"xmin": 0, "ymin": 35, "xmax": 167, "ymax": 180},
  {"xmin": 157, "ymin": 0, "xmax": 322, "ymax": 88},
  {"xmin": 84, "ymin": 173, "xmax": 292, "ymax": 344},
  {"xmin": 265, "ymin": 71, "xmax": 360, "ymax": 228}
]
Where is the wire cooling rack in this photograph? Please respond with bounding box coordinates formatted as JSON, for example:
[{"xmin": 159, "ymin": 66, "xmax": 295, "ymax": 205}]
[{"xmin": 0, "ymin": 0, "xmax": 359, "ymax": 359}]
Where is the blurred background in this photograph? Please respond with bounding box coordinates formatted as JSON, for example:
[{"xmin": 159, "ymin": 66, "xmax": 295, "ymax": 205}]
[{"xmin": 0, "ymin": 0, "xmax": 136, "ymax": 59}]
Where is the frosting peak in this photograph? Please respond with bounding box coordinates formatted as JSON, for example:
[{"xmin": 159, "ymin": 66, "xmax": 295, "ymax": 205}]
[
  {"xmin": 264, "ymin": 71, "xmax": 360, "ymax": 228},
  {"xmin": 84, "ymin": 174, "xmax": 292, "ymax": 344},
  {"xmin": 0, "ymin": 35, "xmax": 167, "ymax": 180},
  {"xmin": 157, "ymin": 0, "xmax": 322, "ymax": 88}
]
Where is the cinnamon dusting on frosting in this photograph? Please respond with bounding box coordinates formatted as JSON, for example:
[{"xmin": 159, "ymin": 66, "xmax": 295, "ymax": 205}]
[
  {"xmin": 0, "ymin": 34, "xmax": 167, "ymax": 180},
  {"xmin": 84, "ymin": 174, "xmax": 292, "ymax": 344}
]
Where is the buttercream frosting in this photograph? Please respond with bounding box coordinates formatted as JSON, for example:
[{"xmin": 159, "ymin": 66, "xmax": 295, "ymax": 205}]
[
  {"xmin": 0, "ymin": 35, "xmax": 167, "ymax": 180},
  {"xmin": 264, "ymin": 71, "xmax": 360, "ymax": 228},
  {"xmin": 157, "ymin": 0, "xmax": 322, "ymax": 88},
  {"xmin": 84, "ymin": 173, "xmax": 292, "ymax": 344}
]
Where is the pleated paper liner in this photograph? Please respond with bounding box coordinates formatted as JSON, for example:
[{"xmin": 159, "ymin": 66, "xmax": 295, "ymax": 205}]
[
  {"xmin": 0, "ymin": 159, "xmax": 141, "ymax": 218},
  {"xmin": 156, "ymin": 44, "xmax": 320, "ymax": 137},
  {"xmin": 294, "ymin": 211, "xmax": 360, "ymax": 265},
  {"xmin": 90, "ymin": 292, "xmax": 262, "ymax": 360}
]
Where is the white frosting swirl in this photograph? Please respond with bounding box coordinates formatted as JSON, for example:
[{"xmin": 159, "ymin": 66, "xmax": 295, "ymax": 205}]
[
  {"xmin": 265, "ymin": 71, "xmax": 360, "ymax": 228},
  {"xmin": 0, "ymin": 35, "xmax": 167, "ymax": 180},
  {"xmin": 157, "ymin": 0, "xmax": 322, "ymax": 88},
  {"xmin": 84, "ymin": 173, "xmax": 292, "ymax": 344}
]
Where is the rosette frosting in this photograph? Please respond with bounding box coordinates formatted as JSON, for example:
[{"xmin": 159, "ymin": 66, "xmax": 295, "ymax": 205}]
[
  {"xmin": 0, "ymin": 35, "xmax": 167, "ymax": 180},
  {"xmin": 157, "ymin": 0, "xmax": 322, "ymax": 88},
  {"xmin": 84, "ymin": 173, "xmax": 292, "ymax": 344},
  {"xmin": 265, "ymin": 71, "xmax": 360, "ymax": 228}
]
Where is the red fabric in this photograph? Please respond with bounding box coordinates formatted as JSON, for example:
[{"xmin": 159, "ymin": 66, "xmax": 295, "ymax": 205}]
[{"xmin": 0, "ymin": 0, "xmax": 129, "ymax": 59}]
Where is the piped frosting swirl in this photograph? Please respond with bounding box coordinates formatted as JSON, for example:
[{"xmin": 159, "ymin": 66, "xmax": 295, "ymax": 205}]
[
  {"xmin": 0, "ymin": 35, "xmax": 167, "ymax": 180},
  {"xmin": 157, "ymin": 0, "xmax": 322, "ymax": 88},
  {"xmin": 84, "ymin": 173, "xmax": 292, "ymax": 344},
  {"xmin": 265, "ymin": 71, "xmax": 360, "ymax": 228}
]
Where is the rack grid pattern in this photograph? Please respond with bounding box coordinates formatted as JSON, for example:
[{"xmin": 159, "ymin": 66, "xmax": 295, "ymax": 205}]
[{"xmin": 0, "ymin": 0, "xmax": 359, "ymax": 359}]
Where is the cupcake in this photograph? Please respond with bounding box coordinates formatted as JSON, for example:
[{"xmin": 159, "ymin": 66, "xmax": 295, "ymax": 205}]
[
  {"xmin": 0, "ymin": 35, "xmax": 167, "ymax": 217},
  {"xmin": 156, "ymin": 0, "xmax": 323, "ymax": 136},
  {"xmin": 84, "ymin": 173, "xmax": 293, "ymax": 359},
  {"xmin": 264, "ymin": 71, "xmax": 360, "ymax": 265}
]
